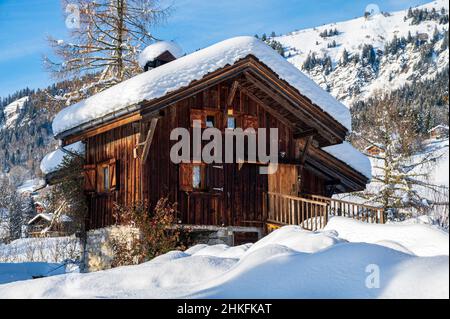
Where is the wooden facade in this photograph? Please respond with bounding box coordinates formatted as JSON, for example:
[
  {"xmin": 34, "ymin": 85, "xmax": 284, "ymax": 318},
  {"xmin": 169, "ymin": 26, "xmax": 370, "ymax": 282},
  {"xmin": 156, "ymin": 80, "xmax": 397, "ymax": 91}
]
[{"xmin": 60, "ymin": 56, "xmax": 371, "ymax": 231}]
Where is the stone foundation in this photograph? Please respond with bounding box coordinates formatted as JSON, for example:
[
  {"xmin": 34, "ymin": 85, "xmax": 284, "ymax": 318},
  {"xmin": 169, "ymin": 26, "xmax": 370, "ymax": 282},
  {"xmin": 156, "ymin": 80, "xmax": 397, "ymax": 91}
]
[
  {"xmin": 82, "ymin": 225, "xmax": 262, "ymax": 272},
  {"xmin": 83, "ymin": 226, "xmax": 140, "ymax": 272}
]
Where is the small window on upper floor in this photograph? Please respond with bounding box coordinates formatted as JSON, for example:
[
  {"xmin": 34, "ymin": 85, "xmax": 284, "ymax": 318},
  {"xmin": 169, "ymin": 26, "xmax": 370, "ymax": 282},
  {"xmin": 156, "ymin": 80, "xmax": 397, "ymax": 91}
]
[
  {"xmin": 206, "ymin": 115, "xmax": 215, "ymax": 128},
  {"xmin": 192, "ymin": 165, "xmax": 202, "ymax": 189},
  {"xmin": 103, "ymin": 166, "xmax": 110, "ymax": 192},
  {"xmin": 227, "ymin": 116, "xmax": 236, "ymax": 129}
]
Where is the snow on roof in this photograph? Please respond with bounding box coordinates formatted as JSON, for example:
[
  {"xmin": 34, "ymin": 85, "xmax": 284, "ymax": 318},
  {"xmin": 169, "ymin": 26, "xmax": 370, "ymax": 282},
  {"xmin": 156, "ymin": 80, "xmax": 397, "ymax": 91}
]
[
  {"xmin": 138, "ymin": 41, "xmax": 183, "ymax": 68},
  {"xmin": 322, "ymin": 142, "xmax": 372, "ymax": 179},
  {"xmin": 52, "ymin": 36, "xmax": 352, "ymax": 136},
  {"xmin": 40, "ymin": 142, "xmax": 85, "ymax": 175},
  {"xmin": 16, "ymin": 178, "xmax": 46, "ymax": 194},
  {"xmin": 364, "ymin": 143, "xmax": 384, "ymax": 151},
  {"xmin": 28, "ymin": 213, "xmax": 72, "ymax": 225},
  {"xmin": 428, "ymin": 124, "xmax": 449, "ymax": 133}
]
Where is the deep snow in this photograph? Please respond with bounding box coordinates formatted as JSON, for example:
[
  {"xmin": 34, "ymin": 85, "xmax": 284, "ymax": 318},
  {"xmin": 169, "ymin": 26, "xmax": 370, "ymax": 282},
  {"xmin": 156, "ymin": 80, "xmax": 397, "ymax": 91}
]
[{"xmin": 0, "ymin": 218, "xmax": 447, "ymax": 299}]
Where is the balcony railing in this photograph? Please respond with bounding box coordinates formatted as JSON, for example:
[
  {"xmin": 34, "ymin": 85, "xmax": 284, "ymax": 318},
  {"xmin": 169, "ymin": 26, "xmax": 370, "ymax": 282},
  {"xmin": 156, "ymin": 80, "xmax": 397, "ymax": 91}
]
[{"xmin": 264, "ymin": 192, "xmax": 384, "ymax": 231}]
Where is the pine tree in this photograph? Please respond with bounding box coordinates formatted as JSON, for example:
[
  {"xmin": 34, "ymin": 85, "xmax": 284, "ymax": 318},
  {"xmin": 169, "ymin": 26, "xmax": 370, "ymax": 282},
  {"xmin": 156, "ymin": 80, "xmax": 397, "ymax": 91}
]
[
  {"xmin": 340, "ymin": 49, "xmax": 349, "ymax": 66},
  {"xmin": 432, "ymin": 26, "xmax": 440, "ymax": 43},
  {"xmin": 441, "ymin": 30, "xmax": 449, "ymax": 51},
  {"xmin": 45, "ymin": 0, "xmax": 172, "ymax": 104}
]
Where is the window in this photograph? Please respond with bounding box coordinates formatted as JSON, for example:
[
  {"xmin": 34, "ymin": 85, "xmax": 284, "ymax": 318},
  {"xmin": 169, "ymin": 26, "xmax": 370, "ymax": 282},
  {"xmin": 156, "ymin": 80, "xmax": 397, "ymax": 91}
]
[
  {"xmin": 179, "ymin": 163, "xmax": 206, "ymax": 192},
  {"xmin": 103, "ymin": 166, "xmax": 110, "ymax": 192},
  {"xmin": 227, "ymin": 116, "xmax": 236, "ymax": 129},
  {"xmin": 206, "ymin": 115, "xmax": 215, "ymax": 128},
  {"xmin": 192, "ymin": 166, "xmax": 202, "ymax": 189},
  {"xmin": 88, "ymin": 159, "xmax": 117, "ymax": 194}
]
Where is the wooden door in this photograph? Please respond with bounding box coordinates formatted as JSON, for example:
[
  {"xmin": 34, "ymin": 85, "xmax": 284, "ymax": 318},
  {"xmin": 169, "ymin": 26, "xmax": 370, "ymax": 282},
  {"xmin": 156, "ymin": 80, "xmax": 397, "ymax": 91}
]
[
  {"xmin": 226, "ymin": 163, "xmax": 268, "ymax": 227},
  {"xmin": 268, "ymin": 164, "xmax": 299, "ymax": 196}
]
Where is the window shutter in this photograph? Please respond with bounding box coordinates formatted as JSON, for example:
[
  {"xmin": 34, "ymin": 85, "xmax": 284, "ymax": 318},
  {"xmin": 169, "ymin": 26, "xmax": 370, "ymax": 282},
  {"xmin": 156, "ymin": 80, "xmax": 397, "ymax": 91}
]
[
  {"xmin": 83, "ymin": 164, "xmax": 97, "ymax": 193},
  {"xmin": 179, "ymin": 163, "xmax": 193, "ymax": 192},
  {"xmin": 108, "ymin": 159, "xmax": 118, "ymax": 191}
]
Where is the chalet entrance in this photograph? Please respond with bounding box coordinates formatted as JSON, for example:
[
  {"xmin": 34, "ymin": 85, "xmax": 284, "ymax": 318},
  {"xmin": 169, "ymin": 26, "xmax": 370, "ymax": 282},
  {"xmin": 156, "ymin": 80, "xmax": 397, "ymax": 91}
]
[{"xmin": 179, "ymin": 163, "xmax": 267, "ymax": 228}]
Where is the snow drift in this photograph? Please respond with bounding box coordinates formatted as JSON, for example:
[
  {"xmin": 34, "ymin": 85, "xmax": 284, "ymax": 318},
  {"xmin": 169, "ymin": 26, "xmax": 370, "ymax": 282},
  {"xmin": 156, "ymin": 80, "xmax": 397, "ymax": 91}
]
[{"xmin": 0, "ymin": 218, "xmax": 447, "ymax": 299}]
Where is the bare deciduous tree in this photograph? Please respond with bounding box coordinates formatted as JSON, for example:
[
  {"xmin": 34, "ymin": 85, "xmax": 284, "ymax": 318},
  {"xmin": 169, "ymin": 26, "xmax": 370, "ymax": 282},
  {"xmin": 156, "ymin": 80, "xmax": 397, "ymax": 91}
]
[{"xmin": 45, "ymin": 0, "xmax": 172, "ymax": 105}]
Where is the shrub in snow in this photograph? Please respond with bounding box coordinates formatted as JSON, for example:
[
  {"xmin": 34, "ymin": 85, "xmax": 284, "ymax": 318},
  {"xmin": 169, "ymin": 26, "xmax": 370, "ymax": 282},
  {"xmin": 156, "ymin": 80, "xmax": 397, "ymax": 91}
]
[{"xmin": 113, "ymin": 198, "xmax": 186, "ymax": 262}]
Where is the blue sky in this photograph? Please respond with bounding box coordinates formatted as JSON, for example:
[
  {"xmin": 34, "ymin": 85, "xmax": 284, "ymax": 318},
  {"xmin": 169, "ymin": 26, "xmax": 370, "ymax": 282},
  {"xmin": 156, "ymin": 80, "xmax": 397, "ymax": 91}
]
[{"xmin": 0, "ymin": 0, "xmax": 431, "ymax": 98}]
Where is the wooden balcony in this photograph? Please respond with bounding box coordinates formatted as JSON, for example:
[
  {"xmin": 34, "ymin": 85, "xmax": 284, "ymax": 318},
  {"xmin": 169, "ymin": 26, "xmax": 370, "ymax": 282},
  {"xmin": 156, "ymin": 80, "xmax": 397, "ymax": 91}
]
[{"xmin": 264, "ymin": 192, "xmax": 384, "ymax": 231}]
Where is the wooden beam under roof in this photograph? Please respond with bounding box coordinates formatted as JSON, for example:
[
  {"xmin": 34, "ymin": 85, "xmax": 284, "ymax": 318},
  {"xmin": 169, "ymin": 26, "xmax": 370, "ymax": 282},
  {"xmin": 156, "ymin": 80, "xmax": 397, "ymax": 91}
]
[
  {"xmin": 238, "ymin": 85, "xmax": 297, "ymax": 130},
  {"xmin": 227, "ymin": 81, "xmax": 240, "ymax": 107},
  {"xmin": 243, "ymin": 71, "xmax": 339, "ymax": 145}
]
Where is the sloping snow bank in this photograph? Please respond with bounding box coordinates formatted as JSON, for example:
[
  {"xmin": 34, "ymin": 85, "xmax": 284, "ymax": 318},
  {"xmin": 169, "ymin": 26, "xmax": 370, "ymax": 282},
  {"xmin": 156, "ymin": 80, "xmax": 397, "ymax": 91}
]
[
  {"xmin": 0, "ymin": 223, "xmax": 447, "ymax": 299},
  {"xmin": 190, "ymin": 243, "xmax": 448, "ymax": 299},
  {"xmin": 324, "ymin": 217, "xmax": 449, "ymax": 257}
]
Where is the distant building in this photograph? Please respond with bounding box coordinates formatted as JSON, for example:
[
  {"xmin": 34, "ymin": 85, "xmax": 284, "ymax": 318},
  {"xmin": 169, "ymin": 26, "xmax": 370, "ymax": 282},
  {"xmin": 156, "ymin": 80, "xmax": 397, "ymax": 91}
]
[
  {"xmin": 27, "ymin": 213, "xmax": 72, "ymax": 238},
  {"xmin": 429, "ymin": 125, "xmax": 449, "ymax": 140},
  {"xmin": 365, "ymin": 144, "xmax": 384, "ymax": 156}
]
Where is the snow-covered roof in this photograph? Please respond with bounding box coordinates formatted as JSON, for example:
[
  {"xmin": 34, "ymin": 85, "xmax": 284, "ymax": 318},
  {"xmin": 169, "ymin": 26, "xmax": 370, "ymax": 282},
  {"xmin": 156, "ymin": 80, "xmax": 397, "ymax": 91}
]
[
  {"xmin": 28, "ymin": 213, "xmax": 72, "ymax": 225},
  {"xmin": 364, "ymin": 143, "xmax": 384, "ymax": 151},
  {"xmin": 428, "ymin": 124, "xmax": 449, "ymax": 133},
  {"xmin": 322, "ymin": 142, "xmax": 372, "ymax": 179},
  {"xmin": 52, "ymin": 36, "xmax": 352, "ymax": 136},
  {"xmin": 40, "ymin": 142, "xmax": 85, "ymax": 175},
  {"xmin": 16, "ymin": 179, "xmax": 46, "ymax": 194},
  {"xmin": 138, "ymin": 41, "xmax": 183, "ymax": 68}
]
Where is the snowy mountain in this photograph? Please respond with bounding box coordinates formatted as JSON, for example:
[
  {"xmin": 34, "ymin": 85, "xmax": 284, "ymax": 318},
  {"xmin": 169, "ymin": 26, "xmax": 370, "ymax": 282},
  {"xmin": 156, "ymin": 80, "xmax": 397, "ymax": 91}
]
[
  {"xmin": 0, "ymin": 89, "xmax": 57, "ymax": 184},
  {"xmin": 1, "ymin": 97, "xmax": 30, "ymax": 130},
  {"xmin": 275, "ymin": 0, "xmax": 449, "ymax": 106}
]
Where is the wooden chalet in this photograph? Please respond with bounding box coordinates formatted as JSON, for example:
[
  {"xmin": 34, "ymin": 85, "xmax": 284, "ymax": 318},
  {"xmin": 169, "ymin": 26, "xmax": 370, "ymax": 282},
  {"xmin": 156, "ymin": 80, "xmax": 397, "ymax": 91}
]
[
  {"xmin": 429, "ymin": 125, "xmax": 449, "ymax": 140},
  {"xmin": 365, "ymin": 144, "xmax": 384, "ymax": 157},
  {"xmin": 44, "ymin": 37, "xmax": 383, "ymax": 239}
]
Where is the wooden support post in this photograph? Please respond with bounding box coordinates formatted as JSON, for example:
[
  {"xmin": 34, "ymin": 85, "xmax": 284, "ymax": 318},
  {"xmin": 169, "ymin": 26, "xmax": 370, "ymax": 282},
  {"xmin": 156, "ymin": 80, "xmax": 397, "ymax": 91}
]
[
  {"xmin": 140, "ymin": 118, "xmax": 159, "ymax": 162},
  {"xmin": 299, "ymin": 135, "xmax": 313, "ymax": 166}
]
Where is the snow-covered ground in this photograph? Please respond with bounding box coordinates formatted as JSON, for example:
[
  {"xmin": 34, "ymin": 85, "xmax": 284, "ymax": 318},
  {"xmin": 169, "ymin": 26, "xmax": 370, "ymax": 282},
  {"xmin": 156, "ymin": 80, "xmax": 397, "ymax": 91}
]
[
  {"xmin": 0, "ymin": 236, "xmax": 81, "ymax": 263},
  {"xmin": 0, "ymin": 217, "xmax": 447, "ymax": 299},
  {"xmin": 0, "ymin": 262, "xmax": 67, "ymax": 285}
]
